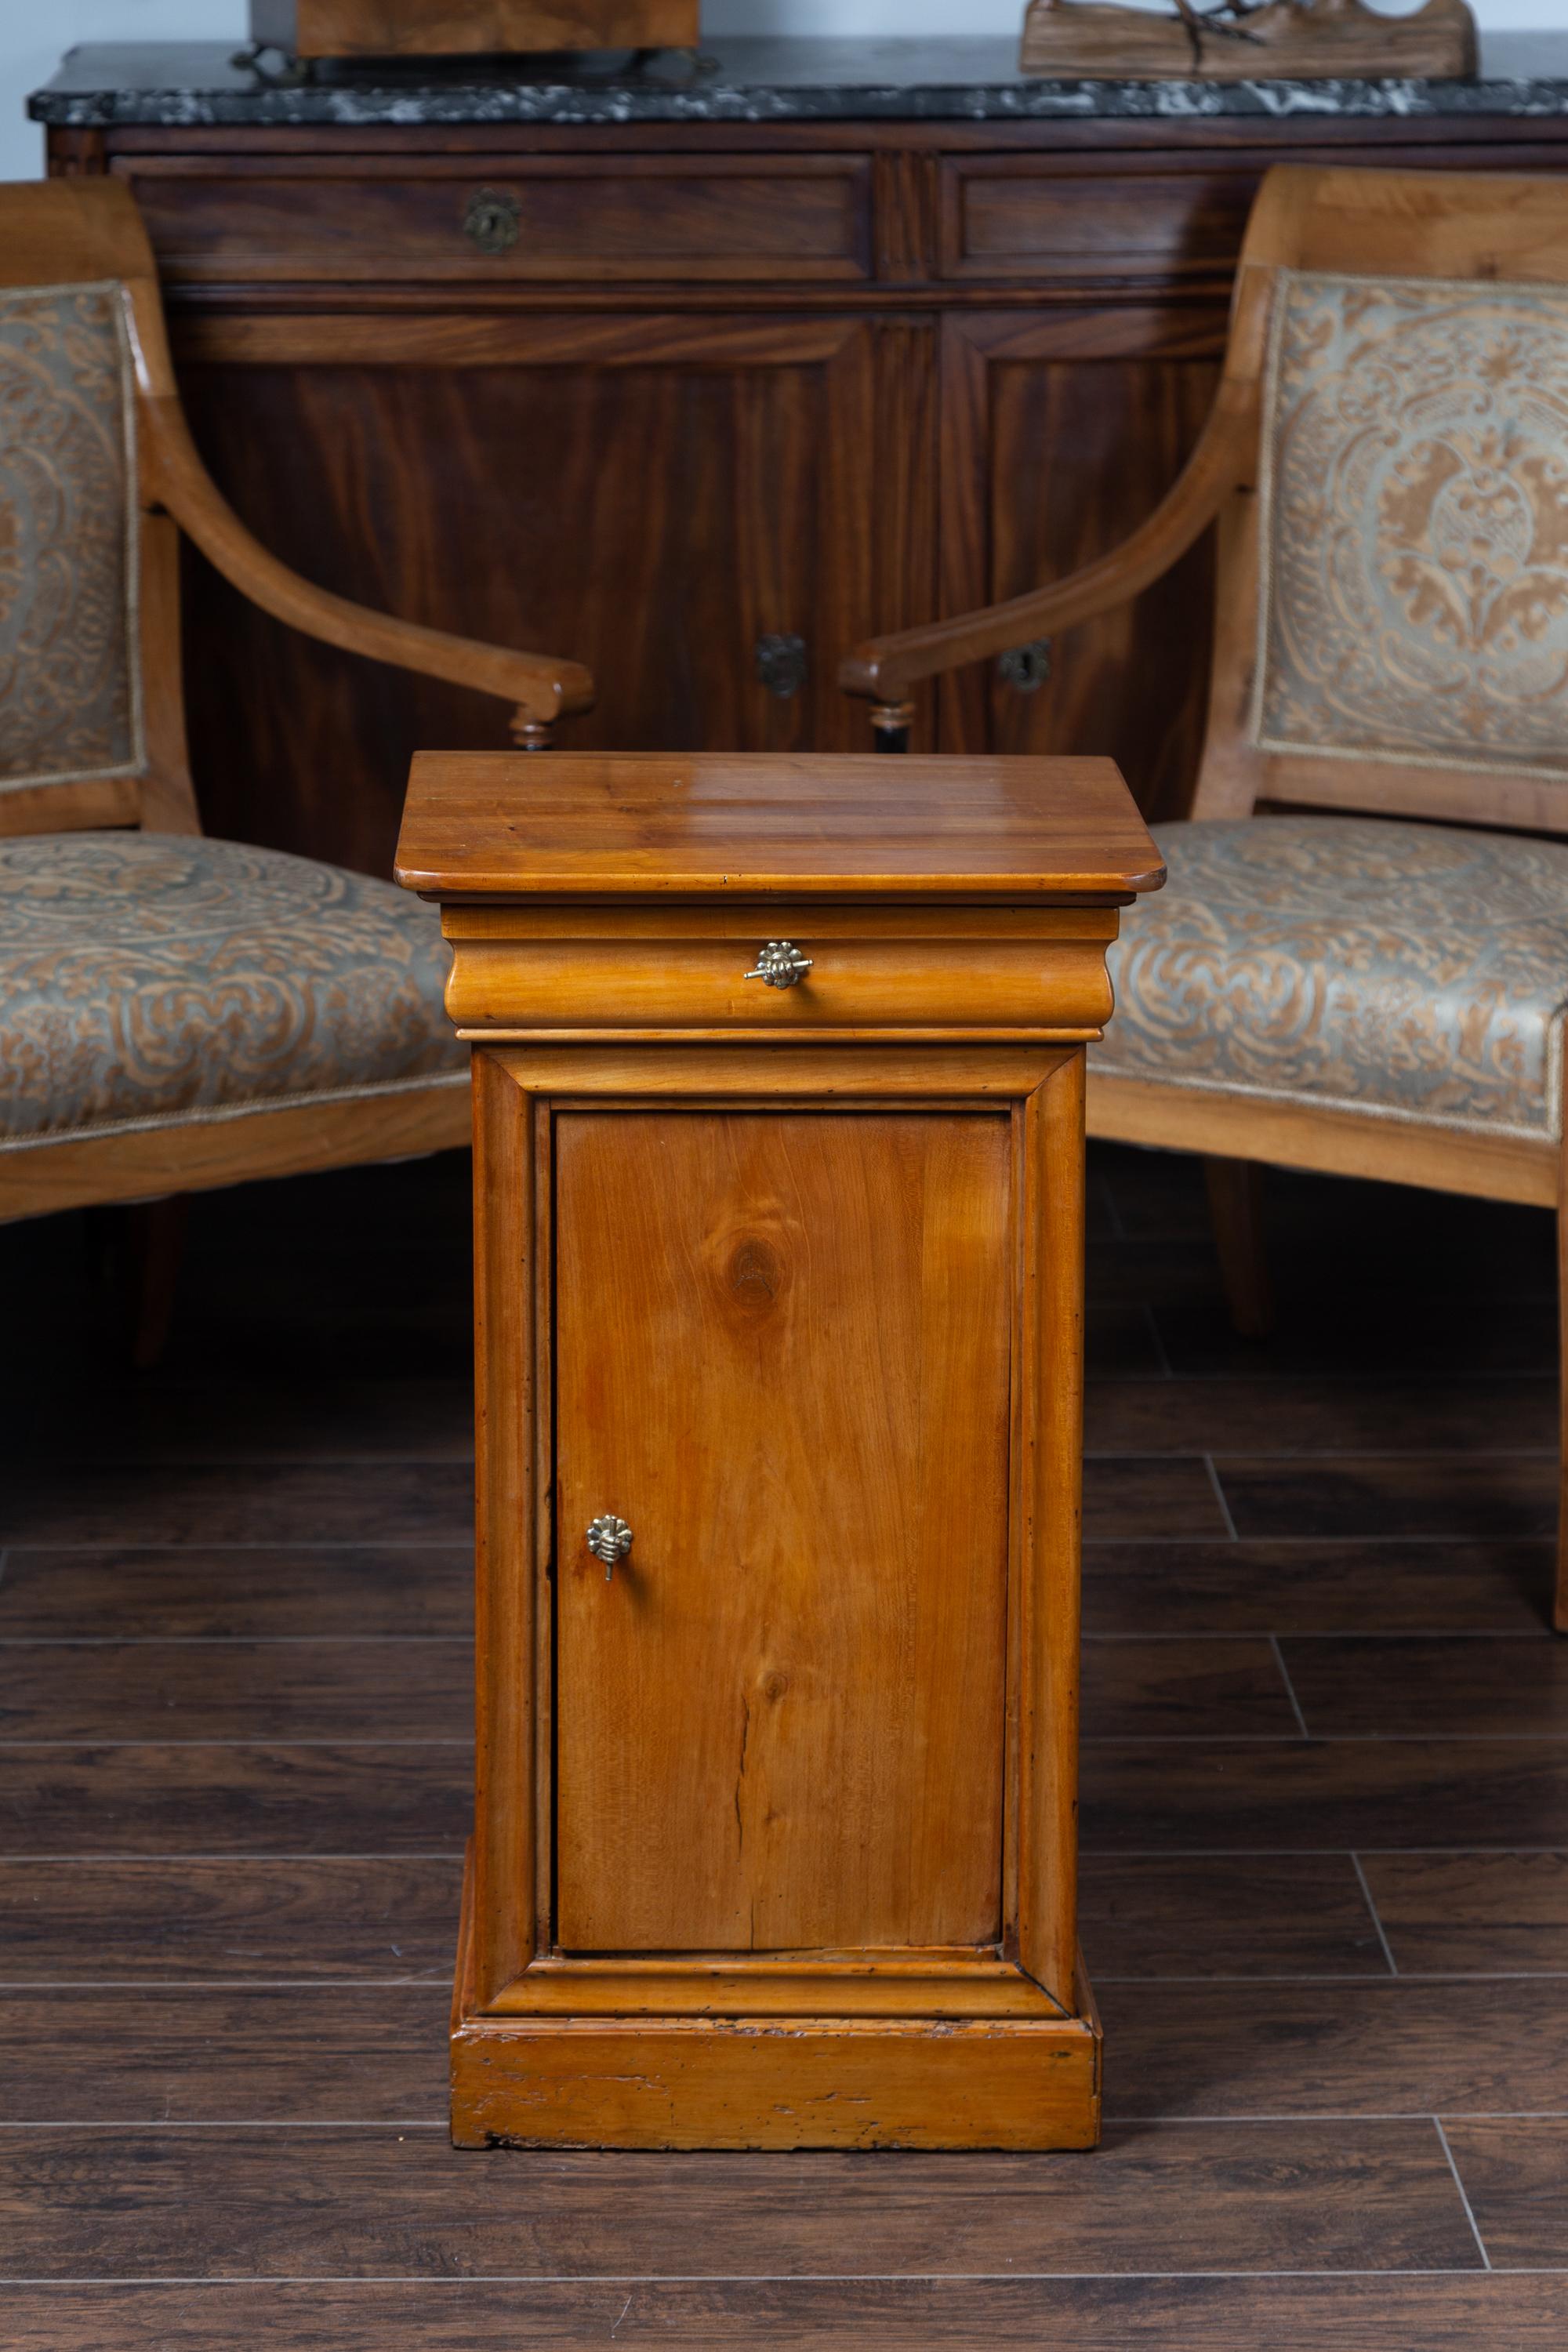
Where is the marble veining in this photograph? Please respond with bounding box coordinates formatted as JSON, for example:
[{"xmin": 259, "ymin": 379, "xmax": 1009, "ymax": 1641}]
[{"xmin": 28, "ymin": 34, "xmax": 1568, "ymax": 128}]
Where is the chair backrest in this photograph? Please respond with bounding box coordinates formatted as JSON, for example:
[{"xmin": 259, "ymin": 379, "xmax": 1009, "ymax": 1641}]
[
  {"xmin": 1192, "ymin": 166, "xmax": 1568, "ymax": 838},
  {"xmin": 0, "ymin": 179, "xmax": 198, "ymax": 840}
]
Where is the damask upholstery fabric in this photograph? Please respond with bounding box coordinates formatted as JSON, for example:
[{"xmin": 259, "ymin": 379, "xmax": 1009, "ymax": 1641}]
[
  {"xmin": 1091, "ymin": 817, "xmax": 1568, "ymax": 1141},
  {"xmin": 0, "ymin": 832, "xmax": 465, "ymax": 1148},
  {"xmin": 0, "ymin": 282, "xmax": 143, "ymax": 791},
  {"xmin": 1256, "ymin": 270, "xmax": 1568, "ymax": 782}
]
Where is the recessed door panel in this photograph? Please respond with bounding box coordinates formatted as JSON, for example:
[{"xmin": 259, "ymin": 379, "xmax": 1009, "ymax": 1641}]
[{"xmin": 553, "ymin": 1109, "xmax": 1012, "ymax": 1955}]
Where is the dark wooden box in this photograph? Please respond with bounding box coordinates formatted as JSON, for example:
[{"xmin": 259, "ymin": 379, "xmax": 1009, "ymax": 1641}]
[{"xmin": 251, "ymin": 0, "xmax": 700, "ymax": 58}]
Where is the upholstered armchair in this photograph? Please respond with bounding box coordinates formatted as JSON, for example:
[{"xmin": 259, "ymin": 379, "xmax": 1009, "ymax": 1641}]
[
  {"xmin": 840, "ymin": 164, "xmax": 1568, "ymax": 1631},
  {"xmin": 0, "ymin": 177, "xmax": 591, "ymax": 1345}
]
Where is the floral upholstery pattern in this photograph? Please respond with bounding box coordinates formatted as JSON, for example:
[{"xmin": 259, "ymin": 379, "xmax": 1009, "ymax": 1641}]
[
  {"xmin": 1091, "ymin": 816, "xmax": 1568, "ymax": 1140},
  {"xmin": 0, "ymin": 282, "xmax": 143, "ymax": 792},
  {"xmin": 1256, "ymin": 271, "xmax": 1568, "ymax": 781},
  {"xmin": 0, "ymin": 832, "xmax": 465, "ymax": 1148}
]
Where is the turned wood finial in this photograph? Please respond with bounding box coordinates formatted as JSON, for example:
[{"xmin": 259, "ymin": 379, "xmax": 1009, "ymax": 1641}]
[{"xmin": 869, "ymin": 700, "xmax": 916, "ymax": 754}]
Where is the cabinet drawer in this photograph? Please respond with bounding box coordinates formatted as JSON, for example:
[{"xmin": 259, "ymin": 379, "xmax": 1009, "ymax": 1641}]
[
  {"xmin": 441, "ymin": 907, "xmax": 1118, "ymax": 1035},
  {"xmin": 122, "ymin": 155, "xmax": 874, "ymax": 285},
  {"xmin": 938, "ymin": 162, "xmax": 1254, "ymax": 282}
]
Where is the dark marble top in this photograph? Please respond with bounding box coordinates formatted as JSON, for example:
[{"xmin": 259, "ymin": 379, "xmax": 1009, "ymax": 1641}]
[{"xmin": 28, "ymin": 33, "xmax": 1568, "ymax": 128}]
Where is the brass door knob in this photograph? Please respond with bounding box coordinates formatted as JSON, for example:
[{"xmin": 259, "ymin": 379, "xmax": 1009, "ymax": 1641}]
[
  {"xmin": 586, "ymin": 1513, "xmax": 633, "ymax": 1580},
  {"xmin": 744, "ymin": 940, "xmax": 813, "ymax": 988}
]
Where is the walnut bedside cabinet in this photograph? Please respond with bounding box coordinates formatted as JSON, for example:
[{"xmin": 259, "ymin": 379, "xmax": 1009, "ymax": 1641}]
[{"xmin": 395, "ymin": 750, "xmax": 1163, "ymax": 2151}]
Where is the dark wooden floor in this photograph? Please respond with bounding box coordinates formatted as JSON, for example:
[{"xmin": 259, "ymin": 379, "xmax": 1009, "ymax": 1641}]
[{"xmin": 3, "ymin": 1139, "xmax": 1567, "ymax": 2347}]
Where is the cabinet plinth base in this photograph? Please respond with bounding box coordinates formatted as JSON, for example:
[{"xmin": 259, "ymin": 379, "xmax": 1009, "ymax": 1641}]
[{"xmin": 450, "ymin": 1853, "xmax": 1102, "ymax": 2152}]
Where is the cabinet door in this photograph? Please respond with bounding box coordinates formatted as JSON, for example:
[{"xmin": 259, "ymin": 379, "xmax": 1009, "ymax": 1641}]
[
  {"xmin": 937, "ymin": 307, "xmax": 1226, "ymax": 820},
  {"xmin": 169, "ymin": 312, "xmax": 920, "ymax": 876},
  {"xmin": 552, "ymin": 1109, "xmax": 1011, "ymax": 1956}
]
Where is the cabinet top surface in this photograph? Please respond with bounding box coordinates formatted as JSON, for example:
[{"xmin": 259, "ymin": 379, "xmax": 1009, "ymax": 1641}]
[
  {"xmin": 32, "ymin": 35, "xmax": 1568, "ymax": 128},
  {"xmin": 395, "ymin": 752, "xmax": 1163, "ymax": 901}
]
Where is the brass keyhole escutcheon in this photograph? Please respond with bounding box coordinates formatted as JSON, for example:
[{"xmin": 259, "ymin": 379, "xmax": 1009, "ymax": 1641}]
[{"xmin": 463, "ymin": 187, "xmax": 521, "ymax": 256}]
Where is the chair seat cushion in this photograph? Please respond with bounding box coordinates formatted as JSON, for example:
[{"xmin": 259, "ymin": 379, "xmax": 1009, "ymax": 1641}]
[
  {"xmin": 0, "ymin": 830, "xmax": 465, "ymax": 1149},
  {"xmin": 1091, "ymin": 816, "xmax": 1568, "ymax": 1142}
]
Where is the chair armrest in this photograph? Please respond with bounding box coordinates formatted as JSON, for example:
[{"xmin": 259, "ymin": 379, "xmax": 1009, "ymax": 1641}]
[
  {"xmin": 140, "ymin": 396, "xmax": 594, "ymax": 731},
  {"xmin": 838, "ymin": 376, "xmax": 1254, "ymax": 705}
]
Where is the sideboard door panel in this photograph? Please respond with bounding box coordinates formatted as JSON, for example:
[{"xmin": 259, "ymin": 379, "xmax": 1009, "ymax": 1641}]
[
  {"xmin": 938, "ymin": 309, "xmax": 1225, "ymax": 819},
  {"xmin": 172, "ymin": 314, "xmax": 886, "ymax": 876},
  {"xmin": 552, "ymin": 1107, "xmax": 1012, "ymax": 1956}
]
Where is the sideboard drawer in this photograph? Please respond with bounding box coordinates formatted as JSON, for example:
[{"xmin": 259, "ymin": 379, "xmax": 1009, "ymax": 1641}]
[
  {"xmin": 938, "ymin": 161, "xmax": 1254, "ymax": 282},
  {"xmin": 441, "ymin": 907, "xmax": 1119, "ymax": 1035},
  {"xmin": 123, "ymin": 155, "xmax": 874, "ymax": 284}
]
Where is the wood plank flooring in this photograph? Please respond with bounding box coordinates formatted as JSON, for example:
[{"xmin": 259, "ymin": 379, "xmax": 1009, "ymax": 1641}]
[{"xmin": 3, "ymin": 1140, "xmax": 1566, "ymax": 2345}]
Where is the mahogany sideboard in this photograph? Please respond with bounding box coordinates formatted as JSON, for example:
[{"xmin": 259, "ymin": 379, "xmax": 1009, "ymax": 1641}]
[
  {"xmin": 36, "ymin": 35, "xmax": 1568, "ymax": 877},
  {"xmin": 394, "ymin": 747, "xmax": 1163, "ymax": 2147}
]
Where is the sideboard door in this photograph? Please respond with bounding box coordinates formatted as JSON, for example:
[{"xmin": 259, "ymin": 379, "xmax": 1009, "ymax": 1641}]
[
  {"xmin": 172, "ymin": 314, "xmax": 908, "ymax": 876},
  {"xmin": 552, "ymin": 1106, "xmax": 1012, "ymax": 1958}
]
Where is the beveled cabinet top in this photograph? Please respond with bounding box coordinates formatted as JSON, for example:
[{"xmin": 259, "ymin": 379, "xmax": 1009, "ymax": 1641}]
[{"xmin": 396, "ymin": 753, "xmax": 1163, "ymax": 902}]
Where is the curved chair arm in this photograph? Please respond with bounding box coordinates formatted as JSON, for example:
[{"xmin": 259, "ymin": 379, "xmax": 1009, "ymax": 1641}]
[
  {"xmin": 837, "ymin": 372, "xmax": 1255, "ymax": 717},
  {"xmin": 140, "ymin": 395, "xmax": 594, "ymax": 739}
]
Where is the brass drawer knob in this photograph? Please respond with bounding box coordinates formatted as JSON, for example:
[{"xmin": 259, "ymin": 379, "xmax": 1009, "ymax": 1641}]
[
  {"xmin": 744, "ymin": 940, "xmax": 813, "ymax": 989},
  {"xmin": 586, "ymin": 1512, "xmax": 633, "ymax": 1580},
  {"xmin": 463, "ymin": 188, "xmax": 521, "ymax": 256}
]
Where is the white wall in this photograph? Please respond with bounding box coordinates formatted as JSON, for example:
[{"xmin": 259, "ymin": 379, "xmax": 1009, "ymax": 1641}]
[{"xmin": 2, "ymin": 0, "xmax": 1558, "ymax": 183}]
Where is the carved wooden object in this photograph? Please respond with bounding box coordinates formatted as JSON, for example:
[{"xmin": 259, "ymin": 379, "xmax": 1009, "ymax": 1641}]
[
  {"xmin": 1019, "ymin": 0, "xmax": 1476, "ymax": 82},
  {"xmin": 395, "ymin": 749, "xmax": 1163, "ymax": 2149}
]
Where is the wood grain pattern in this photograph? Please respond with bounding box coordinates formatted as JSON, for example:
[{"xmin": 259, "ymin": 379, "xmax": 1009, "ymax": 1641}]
[
  {"xmin": 1084, "ymin": 1538, "xmax": 1555, "ymax": 1637},
  {"xmin": 396, "ymin": 750, "xmax": 1161, "ymax": 901},
  {"xmin": 1078, "ymin": 1853, "xmax": 1385, "ymax": 1979},
  {"xmin": 0, "ymin": 1547, "xmax": 470, "ymax": 1638},
  {"xmin": 456, "ymin": 1995, "xmax": 1098, "ymax": 2151},
  {"xmin": 1442, "ymin": 2120, "xmax": 1568, "ymax": 2267},
  {"xmin": 0, "ymin": 1986, "xmax": 449, "ymax": 2122},
  {"xmin": 1363, "ymin": 1852, "xmax": 1568, "ymax": 1976},
  {"xmin": 1280, "ymin": 1635, "xmax": 1568, "ymax": 1739},
  {"xmin": 553, "ymin": 1109, "xmax": 1012, "ymax": 1955},
  {"xmin": 133, "ymin": 154, "xmax": 868, "ymax": 284},
  {"xmin": 441, "ymin": 926, "xmax": 1119, "ymax": 1041},
  {"xmin": 0, "ymin": 1642, "xmax": 469, "ymax": 1744},
  {"xmin": 1091, "ymin": 1072, "xmax": 1559, "ymax": 1213},
  {"xmin": 0, "ymin": 1461, "xmax": 470, "ymax": 1548},
  {"xmin": 8, "ymin": 2277, "xmax": 1568, "ymax": 2350},
  {"xmin": 0, "ymin": 1745, "xmax": 470, "ymax": 1856},
  {"xmin": 1098, "ymin": 1976, "xmax": 1568, "ymax": 2118},
  {"xmin": 1218, "ymin": 1461, "xmax": 1558, "ymax": 1544},
  {"xmin": 0, "ymin": 1076, "xmax": 472, "ymax": 1226},
  {"xmin": 0, "ymin": 1858, "xmax": 462, "ymax": 1982},
  {"xmin": 1080, "ymin": 1637, "xmax": 1300, "ymax": 1740},
  {"xmin": 0, "ymin": 2120, "xmax": 1478, "ymax": 2274},
  {"xmin": 469, "ymin": 1049, "xmax": 536, "ymax": 2009},
  {"xmin": 1087, "ymin": 1375, "xmax": 1560, "ymax": 1461},
  {"xmin": 1083, "ymin": 1740, "xmax": 1568, "ymax": 1854},
  {"xmin": 176, "ymin": 315, "xmax": 879, "ymax": 871},
  {"xmin": 274, "ymin": 0, "xmax": 701, "ymax": 60}
]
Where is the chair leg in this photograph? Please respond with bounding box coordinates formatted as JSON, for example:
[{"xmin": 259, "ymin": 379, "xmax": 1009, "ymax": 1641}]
[
  {"xmin": 1203, "ymin": 1156, "xmax": 1274, "ymax": 1340},
  {"xmin": 125, "ymin": 1196, "xmax": 188, "ymax": 1370}
]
